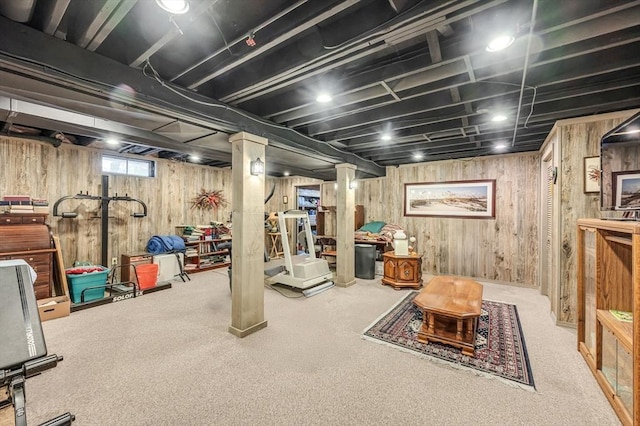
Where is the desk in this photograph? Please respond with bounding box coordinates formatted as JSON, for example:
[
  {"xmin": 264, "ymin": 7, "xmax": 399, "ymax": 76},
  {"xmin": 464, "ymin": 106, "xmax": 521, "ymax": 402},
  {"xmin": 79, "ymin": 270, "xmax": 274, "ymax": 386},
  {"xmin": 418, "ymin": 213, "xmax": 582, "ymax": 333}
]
[
  {"xmin": 268, "ymin": 233, "xmax": 284, "ymax": 259},
  {"xmin": 413, "ymin": 276, "xmax": 483, "ymax": 357},
  {"xmin": 316, "ymin": 236, "xmax": 390, "ymax": 250}
]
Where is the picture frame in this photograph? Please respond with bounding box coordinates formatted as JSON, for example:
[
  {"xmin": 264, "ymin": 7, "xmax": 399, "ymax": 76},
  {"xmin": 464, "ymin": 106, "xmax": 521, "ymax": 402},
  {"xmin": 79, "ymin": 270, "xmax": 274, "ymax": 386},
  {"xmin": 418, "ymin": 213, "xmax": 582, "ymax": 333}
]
[
  {"xmin": 612, "ymin": 170, "xmax": 640, "ymax": 210},
  {"xmin": 403, "ymin": 179, "xmax": 496, "ymax": 218},
  {"xmin": 583, "ymin": 156, "xmax": 600, "ymax": 194}
]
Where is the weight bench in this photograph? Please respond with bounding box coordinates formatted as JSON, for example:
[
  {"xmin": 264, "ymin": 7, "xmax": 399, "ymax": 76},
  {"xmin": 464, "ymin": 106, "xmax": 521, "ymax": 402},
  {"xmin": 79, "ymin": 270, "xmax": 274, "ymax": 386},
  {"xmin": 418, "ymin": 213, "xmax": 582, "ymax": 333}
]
[{"xmin": 0, "ymin": 264, "xmax": 75, "ymax": 425}]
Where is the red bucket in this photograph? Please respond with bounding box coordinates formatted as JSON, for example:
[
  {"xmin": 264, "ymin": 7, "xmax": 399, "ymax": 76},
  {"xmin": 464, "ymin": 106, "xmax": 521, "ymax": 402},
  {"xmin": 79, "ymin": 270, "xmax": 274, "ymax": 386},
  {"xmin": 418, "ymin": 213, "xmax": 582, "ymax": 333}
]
[{"xmin": 136, "ymin": 263, "xmax": 159, "ymax": 290}]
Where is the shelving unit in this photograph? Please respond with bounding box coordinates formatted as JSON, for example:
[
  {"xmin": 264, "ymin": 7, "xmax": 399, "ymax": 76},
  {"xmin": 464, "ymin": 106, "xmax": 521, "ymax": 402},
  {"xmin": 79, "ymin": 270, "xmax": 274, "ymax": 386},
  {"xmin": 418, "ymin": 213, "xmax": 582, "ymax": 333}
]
[
  {"xmin": 175, "ymin": 226, "xmax": 231, "ymax": 273},
  {"xmin": 577, "ymin": 218, "xmax": 639, "ymax": 425},
  {"xmin": 297, "ymin": 186, "xmax": 320, "ymax": 235}
]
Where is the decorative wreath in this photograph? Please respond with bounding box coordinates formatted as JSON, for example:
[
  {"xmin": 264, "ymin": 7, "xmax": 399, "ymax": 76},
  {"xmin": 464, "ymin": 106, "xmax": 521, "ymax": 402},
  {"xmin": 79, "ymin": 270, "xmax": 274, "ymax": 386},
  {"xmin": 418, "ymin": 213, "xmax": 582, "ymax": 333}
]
[{"xmin": 191, "ymin": 189, "xmax": 228, "ymax": 210}]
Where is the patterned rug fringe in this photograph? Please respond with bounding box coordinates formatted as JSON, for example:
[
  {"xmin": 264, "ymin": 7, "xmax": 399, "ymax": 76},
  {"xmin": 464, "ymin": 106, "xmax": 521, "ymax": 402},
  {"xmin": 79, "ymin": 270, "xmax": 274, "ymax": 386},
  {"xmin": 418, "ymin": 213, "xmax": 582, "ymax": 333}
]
[{"xmin": 361, "ymin": 334, "xmax": 535, "ymax": 392}]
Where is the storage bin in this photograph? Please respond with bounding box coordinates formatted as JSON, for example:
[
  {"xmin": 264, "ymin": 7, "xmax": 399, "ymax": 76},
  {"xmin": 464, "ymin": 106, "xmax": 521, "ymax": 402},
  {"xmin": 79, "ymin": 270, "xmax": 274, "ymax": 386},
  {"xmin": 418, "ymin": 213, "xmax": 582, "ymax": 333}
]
[
  {"xmin": 66, "ymin": 266, "xmax": 109, "ymax": 303},
  {"xmin": 136, "ymin": 263, "xmax": 158, "ymax": 290}
]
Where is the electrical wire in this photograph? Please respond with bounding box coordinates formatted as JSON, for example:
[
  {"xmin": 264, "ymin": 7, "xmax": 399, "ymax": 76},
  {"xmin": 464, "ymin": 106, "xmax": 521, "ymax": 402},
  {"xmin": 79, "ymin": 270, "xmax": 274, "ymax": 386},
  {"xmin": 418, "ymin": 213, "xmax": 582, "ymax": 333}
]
[
  {"xmin": 207, "ymin": 9, "xmax": 238, "ymax": 57},
  {"xmin": 511, "ymin": 0, "xmax": 538, "ymax": 147}
]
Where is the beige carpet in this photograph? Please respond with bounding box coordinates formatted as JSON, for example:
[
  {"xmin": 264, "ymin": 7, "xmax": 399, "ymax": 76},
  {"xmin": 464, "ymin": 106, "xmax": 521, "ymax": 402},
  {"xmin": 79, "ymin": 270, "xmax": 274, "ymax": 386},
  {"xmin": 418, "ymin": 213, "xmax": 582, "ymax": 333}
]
[{"xmin": 20, "ymin": 269, "xmax": 619, "ymax": 425}]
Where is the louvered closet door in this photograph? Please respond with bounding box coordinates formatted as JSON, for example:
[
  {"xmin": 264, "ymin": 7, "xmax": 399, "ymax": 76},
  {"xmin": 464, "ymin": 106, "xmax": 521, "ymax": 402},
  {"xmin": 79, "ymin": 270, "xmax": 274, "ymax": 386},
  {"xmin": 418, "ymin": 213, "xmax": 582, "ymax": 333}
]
[
  {"xmin": 545, "ymin": 164, "xmax": 555, "ymax": 306},
  {"xmin": 540, "ymin": 161, "xmax": 554, "ymax": 296}
]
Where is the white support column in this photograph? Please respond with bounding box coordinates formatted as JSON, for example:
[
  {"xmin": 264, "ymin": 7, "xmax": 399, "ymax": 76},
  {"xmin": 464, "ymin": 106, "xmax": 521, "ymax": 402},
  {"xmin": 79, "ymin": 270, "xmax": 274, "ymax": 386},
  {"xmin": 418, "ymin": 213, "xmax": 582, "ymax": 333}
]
[
  {"xmin": 335, "ymin": 163, "xmax": 356, "ymax": 287},
  {"xmin": 228, "ymin": 132, "xmax": 268, "ymax": 337}
]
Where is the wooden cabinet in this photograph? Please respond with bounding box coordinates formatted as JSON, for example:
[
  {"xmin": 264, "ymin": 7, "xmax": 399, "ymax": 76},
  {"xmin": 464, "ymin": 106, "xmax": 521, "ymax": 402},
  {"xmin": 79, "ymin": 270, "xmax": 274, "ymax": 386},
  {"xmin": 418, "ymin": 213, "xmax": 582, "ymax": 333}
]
[
  {"xmin": 577, "ymin": 218, "xmax": 639, "ymax": 425},
  {"xmin": 381, "ymin": 251, "xmax": 423, "ymax": 290},
  {"xmin": 0, "ymin": 214, "xmax": 54, "ymax": 299},
  {"xmin": 120, "ymin": 252, "xmax": 153, "ymax": 283}
]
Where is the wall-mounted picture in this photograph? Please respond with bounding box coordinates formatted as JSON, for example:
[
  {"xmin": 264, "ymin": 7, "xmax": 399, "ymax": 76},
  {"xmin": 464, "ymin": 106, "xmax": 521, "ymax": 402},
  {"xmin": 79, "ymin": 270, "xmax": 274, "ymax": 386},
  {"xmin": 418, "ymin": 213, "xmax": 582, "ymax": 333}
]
[
  {"xmin": 612, "ymin": 170, "xmax": 640, "ymax": 210},
  {"xmin": 404, "ymin": 179, "xmax": 496, "ymax": 218},
  {"xmin": 583, "ymin": 156, "xmax": 600, "ymax": 194}
]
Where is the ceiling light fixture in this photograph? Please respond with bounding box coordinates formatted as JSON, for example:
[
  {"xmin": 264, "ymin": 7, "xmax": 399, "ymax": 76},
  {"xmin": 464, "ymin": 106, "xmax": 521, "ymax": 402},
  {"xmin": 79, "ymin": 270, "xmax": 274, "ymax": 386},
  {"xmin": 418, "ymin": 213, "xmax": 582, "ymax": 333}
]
[
  {"xmin": 316, "ymin": 93, "xmax": 332, "ymax": 103},
  {"xmin": 106, "ymin": 138, "xmax": 119, "ymax": 145},
  {"xmin": 413, "ymin": 153, "xmax": 424, "ymax": 160},
  {"xmin": 190, "ymin": 155, "xmax": 200, "ymax": 162},
  {"xmin": 155, "ymin": 0, "xmax": 190, "ymax": 14},
  {"xmin": 283, "ymin": 171, "xmax": 290, "ymax": 177},
  {"xmin": 494, "ymin": 143, "xmax": 507, "ymax": 152},
  {"xmin": 381, "ymin": 134, "xmax": 392, "ymax": 141},
  {"xmin": 486, "ymin": 35, "xmax": 515, "ymax": 52},
  {"xmin": 491, "ymin": 114, "xmax": 508, "ymax": 122}
]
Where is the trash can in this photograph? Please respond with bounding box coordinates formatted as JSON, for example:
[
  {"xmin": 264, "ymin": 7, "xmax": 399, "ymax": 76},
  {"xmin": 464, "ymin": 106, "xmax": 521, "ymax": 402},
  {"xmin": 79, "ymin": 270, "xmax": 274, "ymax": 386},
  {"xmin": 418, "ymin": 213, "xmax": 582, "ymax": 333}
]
[{"xmin": 355, "ymin": 244, "xmax": 376, "ymax": 279}]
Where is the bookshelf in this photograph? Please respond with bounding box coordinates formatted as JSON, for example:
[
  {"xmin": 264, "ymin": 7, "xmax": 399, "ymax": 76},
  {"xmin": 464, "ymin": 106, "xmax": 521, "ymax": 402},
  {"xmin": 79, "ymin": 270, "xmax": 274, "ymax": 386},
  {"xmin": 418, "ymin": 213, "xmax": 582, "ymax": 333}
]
[
  {"xmin": 175, "ymin": 226, "xmax": 231, "ymax": 273},
  {"xmin": 577, "ymin": 219, "xmax": 640, "ymax": 425}
]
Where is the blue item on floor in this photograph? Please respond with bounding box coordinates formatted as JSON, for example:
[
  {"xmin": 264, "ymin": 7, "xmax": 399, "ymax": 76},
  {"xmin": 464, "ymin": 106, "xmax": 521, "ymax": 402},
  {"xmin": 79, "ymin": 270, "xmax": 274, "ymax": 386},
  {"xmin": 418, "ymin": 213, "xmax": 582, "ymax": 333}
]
[{"xmin": 66, "ymin": 266, "xmax": 110, "ymax": 303}]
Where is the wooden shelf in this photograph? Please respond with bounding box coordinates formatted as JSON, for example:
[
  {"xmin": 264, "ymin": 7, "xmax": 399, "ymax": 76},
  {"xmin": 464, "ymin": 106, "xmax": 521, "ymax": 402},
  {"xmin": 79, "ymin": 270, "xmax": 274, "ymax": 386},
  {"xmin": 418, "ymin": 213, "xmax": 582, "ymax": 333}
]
[
  {"xmin": 604, "ymin": 235, "xmax": 633, "ymax": 246},
  {"xmin": 596, "ymin": 309, "xmax": 633, "ymax": 352},
  {"xmin": 577, "ymin": 218, "xmax": 640, "ymax": 426},
  {"xmin": 176, "ymin": 227, "xmax": 230, "ymax": 273}
]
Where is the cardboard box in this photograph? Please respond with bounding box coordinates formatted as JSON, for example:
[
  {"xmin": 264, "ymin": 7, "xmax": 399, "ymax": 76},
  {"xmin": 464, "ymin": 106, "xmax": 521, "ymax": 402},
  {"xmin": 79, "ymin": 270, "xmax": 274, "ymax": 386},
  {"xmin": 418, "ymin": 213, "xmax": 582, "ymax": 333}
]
[
  {"xmin": 36, "ymin": 235, "xmax": 71, "ymax": 322},
  {"xmin": 38, "ymin": 295, "xmax": 71, "ymax": 322}
]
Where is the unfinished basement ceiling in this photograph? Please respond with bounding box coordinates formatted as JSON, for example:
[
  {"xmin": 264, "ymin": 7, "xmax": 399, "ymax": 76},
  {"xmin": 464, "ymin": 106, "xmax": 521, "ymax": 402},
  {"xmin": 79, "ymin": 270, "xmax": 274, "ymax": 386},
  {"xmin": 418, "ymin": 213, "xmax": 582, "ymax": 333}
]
[{"xmin": 0, "ymin": 0, "xmax": 639, "ymax": 180}]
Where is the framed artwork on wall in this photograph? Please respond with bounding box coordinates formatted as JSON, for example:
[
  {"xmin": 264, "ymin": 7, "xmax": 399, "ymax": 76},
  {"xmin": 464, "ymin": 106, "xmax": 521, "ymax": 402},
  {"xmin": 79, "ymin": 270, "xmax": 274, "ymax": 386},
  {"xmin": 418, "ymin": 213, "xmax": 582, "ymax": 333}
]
[
  {"xmin": 612, "ymin": 170, "xmax": 640, "ymax": 210},
  {"xmin": 403, "ymin": 179, "xmax": 496, "ymax": 218},
  {"xmin": 583, "ymin": 156, "xmax": 601, "ymax": 194}
]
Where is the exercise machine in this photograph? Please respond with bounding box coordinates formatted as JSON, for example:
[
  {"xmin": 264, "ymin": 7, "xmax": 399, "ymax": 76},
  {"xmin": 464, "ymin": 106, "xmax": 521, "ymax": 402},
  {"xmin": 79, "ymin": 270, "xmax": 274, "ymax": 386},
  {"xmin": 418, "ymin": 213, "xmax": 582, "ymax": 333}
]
[
  {"xmin": 53, "ymin": 175, "xmax": 148, "ymax": 267},
  {"xmin": 269, "ymin": 210, "xmax": 334, "ymax": 295},
  {"xmin": 0, "ymin": 264, "xmax": 74, "ymax": 425}
]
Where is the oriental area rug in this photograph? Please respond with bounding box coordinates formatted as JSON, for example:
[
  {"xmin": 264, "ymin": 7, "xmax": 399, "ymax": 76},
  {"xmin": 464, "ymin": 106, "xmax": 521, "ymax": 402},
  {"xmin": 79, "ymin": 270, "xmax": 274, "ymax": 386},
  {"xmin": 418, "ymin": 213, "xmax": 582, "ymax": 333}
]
[{"xmin": 363, "ymin": 291, "xmax": 535, "ymax": 390}]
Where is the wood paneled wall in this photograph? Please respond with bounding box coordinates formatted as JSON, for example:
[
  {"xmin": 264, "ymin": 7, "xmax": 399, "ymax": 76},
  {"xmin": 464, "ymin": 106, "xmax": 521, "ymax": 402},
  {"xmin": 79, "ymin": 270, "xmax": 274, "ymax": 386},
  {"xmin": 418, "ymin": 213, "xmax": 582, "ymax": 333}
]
[
  {"xmin": 0, "ymin": 136, "xmax": 321, "ymax": 270},
  {"xmin": 356, "ymin": 153, "xmax": 540, "ymax": 286},
  {"xmin": 556, "ymin": 113, "xmax": 635, "ymax": 323}
]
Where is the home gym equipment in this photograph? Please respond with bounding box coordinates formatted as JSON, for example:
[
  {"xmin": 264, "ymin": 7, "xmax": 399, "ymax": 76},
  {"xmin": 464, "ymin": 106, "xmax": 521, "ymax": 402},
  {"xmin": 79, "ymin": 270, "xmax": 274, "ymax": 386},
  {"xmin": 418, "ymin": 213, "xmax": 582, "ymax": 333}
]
[
  {"xmin": 0, "ymin": 263, "xmax": 74, "ymax": 425},
  {"xmin": 53, "ymin": 175, "xmax": 147, "ymax": 267},
  {"xmin": 269, "ymin": 210, "xmax": 334, "ymax": 294}
]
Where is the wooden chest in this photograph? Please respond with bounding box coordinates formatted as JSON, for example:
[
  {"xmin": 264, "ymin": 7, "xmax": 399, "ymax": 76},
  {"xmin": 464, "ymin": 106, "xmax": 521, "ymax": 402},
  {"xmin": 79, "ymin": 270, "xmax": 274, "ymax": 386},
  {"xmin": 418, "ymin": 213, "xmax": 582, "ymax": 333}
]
[{"xmin": 0, "ymin": 218, "xmax": 55, "ymax": 299}]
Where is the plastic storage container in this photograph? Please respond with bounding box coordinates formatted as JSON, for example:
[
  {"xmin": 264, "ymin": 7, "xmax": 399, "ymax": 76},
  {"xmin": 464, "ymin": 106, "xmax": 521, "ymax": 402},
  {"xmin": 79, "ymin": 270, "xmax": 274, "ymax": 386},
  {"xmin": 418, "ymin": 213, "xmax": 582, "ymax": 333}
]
[
  {"xmin": 66, "ymin": 266, "xmax": 109, "ymax": 303},
  {"xmin": 136, "ymin": 263, "xmax": 159, "ymax": 290},
  {"xmin": 355, "ymin": 244, "xmax": 376, "ymax": 279}
]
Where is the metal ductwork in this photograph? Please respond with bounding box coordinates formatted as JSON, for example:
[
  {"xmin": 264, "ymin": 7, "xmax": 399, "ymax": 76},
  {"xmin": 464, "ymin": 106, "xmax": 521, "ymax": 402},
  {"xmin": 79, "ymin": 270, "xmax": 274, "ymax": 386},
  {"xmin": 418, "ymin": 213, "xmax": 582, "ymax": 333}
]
[{"xmin": 0, "ymin": 0, "xmax": 36, "ymax": 23}]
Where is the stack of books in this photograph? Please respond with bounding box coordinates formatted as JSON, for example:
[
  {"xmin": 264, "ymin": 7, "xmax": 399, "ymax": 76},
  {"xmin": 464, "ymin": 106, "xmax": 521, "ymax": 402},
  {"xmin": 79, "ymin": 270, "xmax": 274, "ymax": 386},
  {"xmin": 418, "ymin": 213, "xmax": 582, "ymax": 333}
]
[
  {"xmin": 0, "ymin": 195, "xmax": 50, "ymax": 214},
  {"xmin": 181, "ymin": 226, "xmax": 207, "ymax": 241},
  {"xmin": 32, "ymin": 198, "xmax": 50, "ymax": 214}
]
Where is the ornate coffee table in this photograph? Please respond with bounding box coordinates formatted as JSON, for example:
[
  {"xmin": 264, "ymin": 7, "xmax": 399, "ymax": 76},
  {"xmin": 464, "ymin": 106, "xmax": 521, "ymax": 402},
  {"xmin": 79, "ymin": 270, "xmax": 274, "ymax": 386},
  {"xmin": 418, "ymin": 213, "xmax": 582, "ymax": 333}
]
[{"xmin": 412, "ymin": 276, "xmax": 483, "ymax": 357}]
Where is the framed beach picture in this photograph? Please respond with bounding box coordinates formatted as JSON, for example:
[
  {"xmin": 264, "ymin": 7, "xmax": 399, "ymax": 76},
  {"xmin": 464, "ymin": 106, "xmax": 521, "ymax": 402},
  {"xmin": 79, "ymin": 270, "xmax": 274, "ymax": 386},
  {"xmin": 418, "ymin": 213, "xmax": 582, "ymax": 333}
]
[
  {"xmin": 583, "ymin": 156, "xmax": 600, "ymax": 194},
  {"xmin": 403, "ymin": 179, "xmax": 496, "ymax": 218},
  {"xmin": 612, "ymin": 170, "xmax": 640, "ymax": 210}
]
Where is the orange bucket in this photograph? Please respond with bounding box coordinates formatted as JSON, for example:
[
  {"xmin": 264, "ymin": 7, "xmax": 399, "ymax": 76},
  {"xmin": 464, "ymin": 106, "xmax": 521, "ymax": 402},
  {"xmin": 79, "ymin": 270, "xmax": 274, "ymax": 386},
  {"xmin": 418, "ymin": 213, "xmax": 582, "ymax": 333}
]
[{"xmin": 136, "ymin": 263, "xmax": 159, "ymax": 290}]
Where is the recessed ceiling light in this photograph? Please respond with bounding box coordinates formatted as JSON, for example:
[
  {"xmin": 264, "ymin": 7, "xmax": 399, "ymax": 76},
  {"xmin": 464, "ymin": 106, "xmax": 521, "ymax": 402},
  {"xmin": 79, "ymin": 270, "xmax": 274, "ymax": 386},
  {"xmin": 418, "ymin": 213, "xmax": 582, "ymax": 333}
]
[
  {"xmin": 106, "ymin": 138, "xmax": 119, "ymax": 145},
  {"xmin": 381, "ymin": 134, "xmax": 392, "ymax": 141},
  {"xmin": 316, "ymin": 93, "xmax": 332, "ymax": 103},
  {"xmin": 155, "ymin": 0, "xmax": 189, "ymax": 14},
  {"xmin": 486, "ymin": 35, "xmax": 515, "ymax": 52},
  {"xmin": 491, "ymin": 114, "xmax": 508, "ymax": 122}
]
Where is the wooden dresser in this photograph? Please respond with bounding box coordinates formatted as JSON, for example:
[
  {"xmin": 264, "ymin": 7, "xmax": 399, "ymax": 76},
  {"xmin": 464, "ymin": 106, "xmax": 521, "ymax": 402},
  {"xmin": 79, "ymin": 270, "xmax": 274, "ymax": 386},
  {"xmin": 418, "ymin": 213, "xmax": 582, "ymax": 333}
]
[
  {"xmin": 0, "ymin": 214, "xmax": 55, "ymax": 299},
  {"xmin": 381, "ymin": 251, "xmax": 423, "ymax": 289}
]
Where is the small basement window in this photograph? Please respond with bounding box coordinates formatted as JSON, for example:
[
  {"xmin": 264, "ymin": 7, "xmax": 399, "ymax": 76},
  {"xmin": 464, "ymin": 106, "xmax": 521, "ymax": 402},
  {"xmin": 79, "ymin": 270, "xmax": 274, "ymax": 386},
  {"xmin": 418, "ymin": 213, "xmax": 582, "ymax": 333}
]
[{"xmin": 102, "ymin": 155, "xmax": 156, "ymax": 177}]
